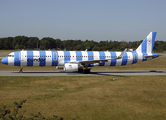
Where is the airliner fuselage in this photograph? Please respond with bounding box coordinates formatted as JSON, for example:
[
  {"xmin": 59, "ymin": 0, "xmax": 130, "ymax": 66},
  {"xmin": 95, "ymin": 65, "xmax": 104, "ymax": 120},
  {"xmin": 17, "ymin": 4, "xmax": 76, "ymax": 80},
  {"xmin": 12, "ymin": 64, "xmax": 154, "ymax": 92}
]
[{"xmin": 1, "ymin": 32, "xmax": 159, "ymax": 73}]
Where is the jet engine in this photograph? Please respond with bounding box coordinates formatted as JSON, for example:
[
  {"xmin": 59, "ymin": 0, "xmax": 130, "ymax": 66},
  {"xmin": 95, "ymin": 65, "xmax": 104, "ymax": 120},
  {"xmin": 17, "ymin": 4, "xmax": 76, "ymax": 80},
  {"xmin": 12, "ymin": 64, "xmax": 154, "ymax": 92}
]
[{"xmin": 64, "ymin": 63, "xmax": 79, "ymax": 72}]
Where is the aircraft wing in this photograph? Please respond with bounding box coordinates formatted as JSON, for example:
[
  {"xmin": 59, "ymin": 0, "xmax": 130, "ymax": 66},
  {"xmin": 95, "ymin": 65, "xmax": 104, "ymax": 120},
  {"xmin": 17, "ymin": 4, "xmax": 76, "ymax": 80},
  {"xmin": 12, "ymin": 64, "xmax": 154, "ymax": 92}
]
[{"xmin": 68, "ymin": 48, "xmax": 127, "ymax": 65}]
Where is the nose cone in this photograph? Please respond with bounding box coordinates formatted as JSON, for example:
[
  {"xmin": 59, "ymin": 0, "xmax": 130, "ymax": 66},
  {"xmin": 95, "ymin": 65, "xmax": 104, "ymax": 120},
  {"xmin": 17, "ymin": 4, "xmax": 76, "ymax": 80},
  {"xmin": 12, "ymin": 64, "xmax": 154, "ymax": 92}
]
[{"xmin": 1, "ymin": 57, "xmax": 8, "ymax": 65}]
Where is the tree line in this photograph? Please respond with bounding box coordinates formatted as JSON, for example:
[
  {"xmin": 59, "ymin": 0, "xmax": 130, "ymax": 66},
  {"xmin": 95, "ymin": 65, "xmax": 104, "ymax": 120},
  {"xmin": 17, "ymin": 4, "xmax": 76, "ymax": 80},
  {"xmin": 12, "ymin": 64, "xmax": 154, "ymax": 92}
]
[{"xmin": 0, "ymin": 36, "xmax": 165, "ymax": 52}]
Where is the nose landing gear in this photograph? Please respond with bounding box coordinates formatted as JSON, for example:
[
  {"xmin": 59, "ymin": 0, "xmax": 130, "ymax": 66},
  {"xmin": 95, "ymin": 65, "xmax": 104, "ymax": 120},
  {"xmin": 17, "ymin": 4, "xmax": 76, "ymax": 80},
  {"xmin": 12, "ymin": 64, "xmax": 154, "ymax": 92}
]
[{"xmin": 19, "ymin": 66, "xmax": 23, "ymax": 73}]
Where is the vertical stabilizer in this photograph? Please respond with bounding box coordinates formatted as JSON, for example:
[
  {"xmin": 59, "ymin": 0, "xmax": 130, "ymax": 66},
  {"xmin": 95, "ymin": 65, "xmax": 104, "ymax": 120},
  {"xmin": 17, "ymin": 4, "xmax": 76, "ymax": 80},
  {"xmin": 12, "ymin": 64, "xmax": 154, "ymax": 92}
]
[{"xmin": 136, "ymin": 32, "xmax": 157, "ymax": 53}]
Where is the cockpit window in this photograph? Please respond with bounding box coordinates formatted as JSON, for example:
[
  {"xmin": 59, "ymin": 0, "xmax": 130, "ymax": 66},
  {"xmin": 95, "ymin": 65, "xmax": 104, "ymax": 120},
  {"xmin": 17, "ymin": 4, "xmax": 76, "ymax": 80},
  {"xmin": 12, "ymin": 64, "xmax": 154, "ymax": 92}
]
[{"xmin": 7, "ymin": 55, "xmax": 14, "ymax": 57}]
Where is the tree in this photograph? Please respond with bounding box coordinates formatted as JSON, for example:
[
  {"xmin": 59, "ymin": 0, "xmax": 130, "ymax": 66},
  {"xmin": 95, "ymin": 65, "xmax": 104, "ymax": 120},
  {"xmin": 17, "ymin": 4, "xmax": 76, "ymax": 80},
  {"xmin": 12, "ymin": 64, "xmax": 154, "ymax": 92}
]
[
  {"xmin": 55, "ymin": 39, "xmax": 62, "ymax": 50},
  {"xmin": 0, "ymin": 38, "xmax": 3, "ymax": 49},
  {"xmin": 0, "ymin": 35, "xmax": 165, "ymax": 52},
  {"xmin": 27, "ymin": 37, "xmax": 39, "ymax": 49},
  {"xmin": 12, "ymin": 36, "xmax": 29, "ymax": 49},
  {"xmin": 15, "ymin": 44, "xmax": 19, "ymax": 49}
]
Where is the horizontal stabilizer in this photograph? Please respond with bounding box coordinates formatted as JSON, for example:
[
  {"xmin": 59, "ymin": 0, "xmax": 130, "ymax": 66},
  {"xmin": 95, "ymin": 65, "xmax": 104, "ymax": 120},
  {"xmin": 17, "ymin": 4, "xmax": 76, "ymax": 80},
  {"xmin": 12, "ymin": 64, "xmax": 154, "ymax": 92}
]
[{"xmin": 144, "ymin": 54, "xmax": 159, "ymax": 59}]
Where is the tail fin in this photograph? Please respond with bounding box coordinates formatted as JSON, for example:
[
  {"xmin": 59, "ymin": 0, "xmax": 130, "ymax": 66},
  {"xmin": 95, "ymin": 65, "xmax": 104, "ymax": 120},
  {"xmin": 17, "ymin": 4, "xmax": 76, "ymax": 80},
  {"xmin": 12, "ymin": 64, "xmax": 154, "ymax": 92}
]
[{"xmin": 136, "ymin": 32, "xmax": 157, "ymax": 53}]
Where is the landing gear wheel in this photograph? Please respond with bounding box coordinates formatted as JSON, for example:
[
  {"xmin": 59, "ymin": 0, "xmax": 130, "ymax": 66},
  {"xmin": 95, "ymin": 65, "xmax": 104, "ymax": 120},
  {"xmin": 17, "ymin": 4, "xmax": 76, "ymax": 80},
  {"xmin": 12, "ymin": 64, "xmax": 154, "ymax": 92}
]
[
  {"xmin": 19, "ymin": 66, "xmax": 23, "ymax": 73},
  {"xmin": 78, "ymin": 69, "xmax": 83, "ymax": 73},
  {"xmin": 83, "ymin": 69, "xmax": 91, "ymax": 74},
  {"xmin": 19, "ymin": 70, "xmax": 23, "ymax": 73}
]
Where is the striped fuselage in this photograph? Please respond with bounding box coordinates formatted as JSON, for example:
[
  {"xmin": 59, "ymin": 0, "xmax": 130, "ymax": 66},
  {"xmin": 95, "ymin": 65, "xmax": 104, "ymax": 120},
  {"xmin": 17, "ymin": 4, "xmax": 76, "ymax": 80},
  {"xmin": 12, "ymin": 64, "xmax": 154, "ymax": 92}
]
[{"xmin": 5, "ymin": 50, "xmax": 157, "ymax": 67}]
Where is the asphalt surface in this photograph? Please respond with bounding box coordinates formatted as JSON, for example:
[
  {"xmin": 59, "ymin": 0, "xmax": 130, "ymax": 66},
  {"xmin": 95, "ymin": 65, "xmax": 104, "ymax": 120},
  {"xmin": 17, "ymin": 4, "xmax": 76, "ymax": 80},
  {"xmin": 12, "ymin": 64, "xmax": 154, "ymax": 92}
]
[{"xmin": 0, "ymin": 70, "xmax": 166, "ymax": 76}]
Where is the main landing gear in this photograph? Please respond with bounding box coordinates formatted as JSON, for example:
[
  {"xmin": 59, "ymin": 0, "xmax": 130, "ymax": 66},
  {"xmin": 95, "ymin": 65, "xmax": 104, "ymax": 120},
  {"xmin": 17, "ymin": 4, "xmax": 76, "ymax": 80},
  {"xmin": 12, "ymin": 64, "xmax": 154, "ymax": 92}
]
[
  {"xmin": 19, "ymin": 66, "xmax": 23, "ymax": 73},
  {"xmin": 83, "ymin": 69, "xmax": 91, "ymax": 74},
  {"xmin": 78, "ymin": 68, "xmax": 83, "ymax": 73},
  {"xmin": 78, "ymin": 67, "xmax": 91, "ymax": 74}
]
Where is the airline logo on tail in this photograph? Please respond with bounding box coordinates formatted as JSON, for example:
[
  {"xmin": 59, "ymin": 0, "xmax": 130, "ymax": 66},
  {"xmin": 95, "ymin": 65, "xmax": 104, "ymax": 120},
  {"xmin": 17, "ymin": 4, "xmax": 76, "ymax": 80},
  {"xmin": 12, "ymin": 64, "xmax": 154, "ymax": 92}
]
[{"xmin": 136, "ymin": 32, "xmax": 157, "ymax": 54}]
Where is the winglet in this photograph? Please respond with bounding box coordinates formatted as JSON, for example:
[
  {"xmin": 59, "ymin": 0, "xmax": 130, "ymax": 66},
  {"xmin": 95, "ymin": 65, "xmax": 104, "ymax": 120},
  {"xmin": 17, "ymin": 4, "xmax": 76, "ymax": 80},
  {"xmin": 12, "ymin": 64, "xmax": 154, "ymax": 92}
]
[{"xmin": 117, "ymin": 48, "xmax": 127, "ymax": 59}]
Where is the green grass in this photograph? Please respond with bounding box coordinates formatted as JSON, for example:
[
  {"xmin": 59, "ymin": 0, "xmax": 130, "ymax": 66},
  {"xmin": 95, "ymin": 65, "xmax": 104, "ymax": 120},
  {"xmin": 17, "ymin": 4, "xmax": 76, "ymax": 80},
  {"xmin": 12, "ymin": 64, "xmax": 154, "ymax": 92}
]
[
  {"xmin": 0, "ymin": 76, "xmax": 166, "ymax": 120},
  {"xmin": 0, "ymin": 50, "xmax": 17, "ymax": 56},
  {"xmin": 1, "ymin": 50, "xmax": 166, "ymax": 119}
]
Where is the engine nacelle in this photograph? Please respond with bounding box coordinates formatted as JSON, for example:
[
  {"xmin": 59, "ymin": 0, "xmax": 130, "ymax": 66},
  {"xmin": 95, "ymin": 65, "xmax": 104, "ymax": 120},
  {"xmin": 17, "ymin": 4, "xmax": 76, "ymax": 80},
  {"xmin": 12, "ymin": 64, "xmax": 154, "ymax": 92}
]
[{"xmin": 64, "ymin": 63, "xmax": 79, "ymax": 72}]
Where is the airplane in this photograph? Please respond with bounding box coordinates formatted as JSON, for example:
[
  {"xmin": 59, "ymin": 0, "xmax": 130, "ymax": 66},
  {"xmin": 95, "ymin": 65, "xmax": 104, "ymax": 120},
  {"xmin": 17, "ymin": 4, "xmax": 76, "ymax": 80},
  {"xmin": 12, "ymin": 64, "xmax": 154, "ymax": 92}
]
[{"xmin": 1, "ymin": 32, "xmax": 159, "ymax": 73}]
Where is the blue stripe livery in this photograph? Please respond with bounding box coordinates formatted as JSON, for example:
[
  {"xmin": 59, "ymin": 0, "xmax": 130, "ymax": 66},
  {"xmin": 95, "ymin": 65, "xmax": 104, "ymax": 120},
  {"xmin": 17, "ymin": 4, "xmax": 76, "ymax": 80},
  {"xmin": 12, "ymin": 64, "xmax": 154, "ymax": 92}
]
[
  {"xmin": 14, "ymin": 51, "xmax": 20, "ymax": 66},
  {"xmin": 39, "ymin": 51, "xmax": 46, "ymax": 66},
  {"xmin": 99, "ymin": 51, "xmax": 105, "ymax": 66},
  {"xmin": 132, "ymin": 51, "xmax": 138, "ymax": 64},
  {"xmin": 52, "ymin": 51, "xmax": 58, "ymax": 66},
  {"xmin": 88, "ymin": 51, "xmax": 93, "ymax": 60},
  {"xmin": 152, "ymin": 32, "xmax": 157, "ymax": 52},
  {"xmin": 64, "ymin": 51, "xmax": 70, "ymax": 63},
  {"xmin": 88, "ymin": 51, "xmax": 94, "ymax": 67},
  {"xmin": 27, "ymin": 51, "xmax": 33, "ymax": 66},
  {"xmin": 142, "ymin": 38, "xmax": 147, "ymax": 53},
  {"xmin": 76, "ymin": 51, "xmax": 82, "ymax": 61},
  {"xmin": 121, "ymin": 52, "xmax": 128, "ymax": 66},
  {"xmin": 110, "ymin": 52, "xmax": 116, "ymax": 66}
]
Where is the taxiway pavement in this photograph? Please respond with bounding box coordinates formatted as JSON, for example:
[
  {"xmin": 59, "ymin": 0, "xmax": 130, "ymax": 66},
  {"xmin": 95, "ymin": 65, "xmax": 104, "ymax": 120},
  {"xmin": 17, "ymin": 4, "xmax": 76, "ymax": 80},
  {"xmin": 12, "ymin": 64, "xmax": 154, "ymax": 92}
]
[{"xmin": 0, "ymin": 70, "xmax": 166, "ymax": 76}]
